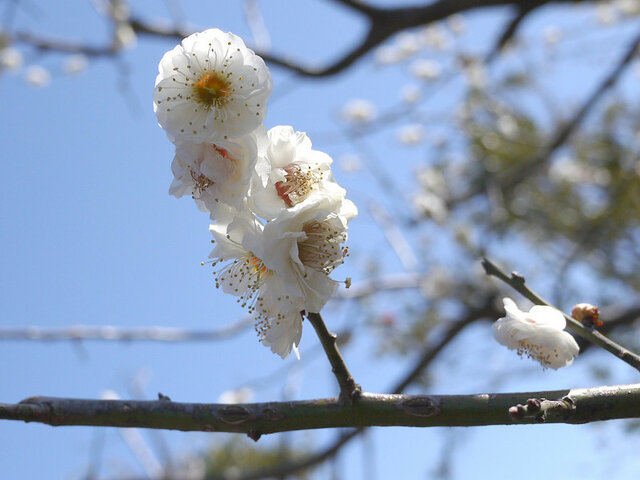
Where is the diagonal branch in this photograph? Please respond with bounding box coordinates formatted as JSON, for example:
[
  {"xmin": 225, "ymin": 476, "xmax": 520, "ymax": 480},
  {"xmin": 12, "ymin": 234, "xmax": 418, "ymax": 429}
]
[{"xmin": 482, "ymin": 257, "xmax": 640, "ymax": 372}]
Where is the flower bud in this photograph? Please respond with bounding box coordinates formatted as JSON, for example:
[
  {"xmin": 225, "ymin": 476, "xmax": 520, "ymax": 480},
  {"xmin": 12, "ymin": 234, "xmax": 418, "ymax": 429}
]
[{"xmin": 571, "ymin": 303, "xmax": 602, "ymax": 327}]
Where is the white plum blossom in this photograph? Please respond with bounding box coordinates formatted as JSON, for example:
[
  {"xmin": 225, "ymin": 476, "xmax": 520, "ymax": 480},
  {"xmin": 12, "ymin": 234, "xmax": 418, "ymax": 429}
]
[
  {"xmin": 341, "ymin": 99, "xmax": 376, "ymax": 125},
  {"xmin": 410, "ymin": 58, "xmax": 442, "ymax": 81},
  {"xmin": 25, "ymin": 65, "xmax": 51, "ymax": 87},
  {"xmin": 207, "ymin": 215, "xmax": 306, "ymax": 358},
  {"xmin": 493, "ymin": 298, "xmax": 580, "ymax": 370},
  {"xmin": 63, "ymin": 54, "xmax": 89, "ymax": 75},
  {"xmin": 397, "ymin": 124, "xmax": 425, "ymax": 145},
  {"xmin": 262, "ymin": 195, "xmax": 357, "ymax": 313},
  {"xmin": 0, "ymin": 47, "xmax": 23, "ymax": 71},
  {"xmin": 169, "ymin": 126, "xmax": 266, "ymax": 218},
  {"xmin": 249, "ymin": 126, "xmax": 348, "ymax": 220},
  {"xmin": 153, "ymin": 28, "xmax": 272, "ymax": 143}
]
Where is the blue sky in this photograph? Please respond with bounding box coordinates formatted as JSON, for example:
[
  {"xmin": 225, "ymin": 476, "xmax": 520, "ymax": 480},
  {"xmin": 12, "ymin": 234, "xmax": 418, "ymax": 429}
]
[{"xmin": 2, "ymin": 1, "xmax": 640, "ymax": 478}]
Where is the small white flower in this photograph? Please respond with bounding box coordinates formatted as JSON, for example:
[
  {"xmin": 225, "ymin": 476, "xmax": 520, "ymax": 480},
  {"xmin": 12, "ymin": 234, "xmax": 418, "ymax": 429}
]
[
  {"xmin": 63, "ymin": 54, "xmax": 88, "ymax": 75},
  {"xmin": 493, "ymin": 298, "xmax": 579, "ymax": 370},
  {"xmin": 218, "ymin": 386, "xmax": 254, "ymax": 404},
  {"xmin": 0, "ymin": 47, "xmax": 23, "ymax": 71},
  {"xmin": 262, "ymin": 195, "xmax": 356, "ymax": 313},
  {"xmin": 153, "ymin": 28, "xmax": 273, "ymax": 143},
  {"xmin": 397, "ymin": 124, "xmax": 425, "ymax": 145},
  {"xmin": 248, "ymin": 126, "xmax": 348, "ymax": 220},
  {"xmin": 115, "ymin": 22, "xmax": 137, "ymax": 49},
  {"xmin": 400, "ymin": 84, "xmax": 421, "ymax": 104},
  {"xmin": 340, "ymin": 99, "xmax": 376, "ymax": 125},
  {"xmin": 410, "ymin": 58, "xmax": 442, "ymax": 81},
  {"xmin": 206, "ymin": 215, "xmax": 306, "ymax": 358},
  {"xmin": 25, "ymin": 65, "xmax": 51, "ymax": 87},
  {"xmin": 543, "ymin": 26, "xmax": 563, "ymax": 46},
  {"xmin": 169, "ymin": 127, "xmax": 265, "ymax": 218},
  {"xmin": 375, "ymin": 45, "xmax": 403, "ymax": 65}
]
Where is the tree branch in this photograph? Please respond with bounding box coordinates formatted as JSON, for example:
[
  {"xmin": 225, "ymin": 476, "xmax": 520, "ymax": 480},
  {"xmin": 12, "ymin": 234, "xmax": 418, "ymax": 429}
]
[
  {"xmin": 482, "ymin": 257, "xmax": 640, "ymax": 372},
  {"xmin": 3, "ymin": 384, "xmax": 639, "ymax": 434},
  {"xmin": 10, "ymin": 0, "xmax": 596, "ymax": 78},
  {"xmin": 452, "ymin": 29, "xmax": 640, "ymax": 205},
  {"xmin": 0, "ymin": 318, "xmax": 252, "ymax": 342},
  {"xmin": 306, "ymin": 312, "xmax": 361, "ymax": 404}
]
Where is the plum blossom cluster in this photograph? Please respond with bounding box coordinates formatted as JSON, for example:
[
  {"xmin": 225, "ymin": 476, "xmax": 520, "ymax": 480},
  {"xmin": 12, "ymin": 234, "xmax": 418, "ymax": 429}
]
[
  {"xmin": 493, "ymin": 298, "xmax": 579, "ymax": 370},
  {"xmin": 153, "ymin": 29, "xmax": 356, "ymax": 359}
]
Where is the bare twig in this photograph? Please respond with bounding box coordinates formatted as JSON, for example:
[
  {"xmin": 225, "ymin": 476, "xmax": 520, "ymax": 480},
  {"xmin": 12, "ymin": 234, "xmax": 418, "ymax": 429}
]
[
  {"xmin": 0, "ymin": 318, "xmax": 253, "ymax": 342},
  {"xmin": 306, "ymin": 312, "xmax": 361, "ymax": 404},
  {"xmin": 482, "ymin": 257, "xmax": 640, "ymax": 372}
]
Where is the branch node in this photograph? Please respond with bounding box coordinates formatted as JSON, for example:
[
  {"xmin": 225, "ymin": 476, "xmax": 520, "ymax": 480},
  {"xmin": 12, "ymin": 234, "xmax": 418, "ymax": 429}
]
[
  {"xmin": 510, "ymin": 271, "xmax": 525, "ymax": 284},
  {"xmin": 218, "ymin": 405, "xmax": 253, "ymax": 424},
  {"xmin": 247, "ymin": 429, "xmax": 262, "ymax": 442}
]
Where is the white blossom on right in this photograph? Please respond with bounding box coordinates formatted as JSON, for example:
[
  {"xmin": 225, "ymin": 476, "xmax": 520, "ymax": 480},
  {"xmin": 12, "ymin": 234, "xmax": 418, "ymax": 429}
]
[{"xmin": 493, "ymin": 297, "xmax": 579, "ymax": 369}]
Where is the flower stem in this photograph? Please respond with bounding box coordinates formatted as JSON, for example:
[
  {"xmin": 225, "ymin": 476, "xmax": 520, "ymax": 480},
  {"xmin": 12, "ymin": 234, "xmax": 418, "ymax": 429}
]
[
  {"xmin": 482, "ymin": 257, "xmax": 640, "ymax": 373},
  {"xmin": 306, "ymin": 312, "xmax": 361, "ymax": 404}
]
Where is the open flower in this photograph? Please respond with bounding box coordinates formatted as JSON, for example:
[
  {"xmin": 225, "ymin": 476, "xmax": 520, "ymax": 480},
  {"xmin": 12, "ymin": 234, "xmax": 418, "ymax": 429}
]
[
  {"xmin": 249, "ymin": 125, "xmax": 348, "ymax": 220},
  {"xmin": 153, "ymin": 28, "xmax": 272, "ymax": 143},
  {"xmin": 262, "ymin": 195, "xmax": 356, "ymax": 312},
  {"xmin": 493, "ymin": 297, "xmax": 579, "ymax": 369},
  {"xmin": 206, "ymin": 215, "xmax": 306, "ymax": 358},
  {"xmin": 169, "ymin": 127, "xmax": 266, "ymax": 218}
]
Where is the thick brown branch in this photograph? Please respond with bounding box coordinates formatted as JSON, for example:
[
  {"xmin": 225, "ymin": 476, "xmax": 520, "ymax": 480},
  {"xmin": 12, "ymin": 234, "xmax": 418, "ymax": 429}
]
[{"xmin": 3, "ymin": 384, "xmax": 639, "ymax": 433}]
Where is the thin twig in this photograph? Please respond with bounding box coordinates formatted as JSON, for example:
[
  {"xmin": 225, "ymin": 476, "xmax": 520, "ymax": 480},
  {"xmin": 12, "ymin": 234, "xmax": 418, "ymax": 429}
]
[
  {"xmin": 481, "ymin": 257, "xmax": 640, "ymax": 372},
  {"xmin": 0, "ymin": 318, "xmax": 253, "ymax": 342},
  {"xmin": 306, "ymin": 312, "xmax": 362, "ymax": 404}
]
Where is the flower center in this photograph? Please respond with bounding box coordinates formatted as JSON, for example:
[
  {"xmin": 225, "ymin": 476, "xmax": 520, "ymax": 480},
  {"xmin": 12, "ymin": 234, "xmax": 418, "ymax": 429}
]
[
  {"xmin": 193, "ymin": 71, "xmax": 232, "ymax": 108},
  {"xmin": 210, "ymin": 252, "xmax": 272, "ymax": 314},
  {"xmin": 298, "ymin": 220, "xmax": 348, "ymax": 274},
  {"xmin": 274, "ymin": 164, "xmax": 322, "ymax": 207}
]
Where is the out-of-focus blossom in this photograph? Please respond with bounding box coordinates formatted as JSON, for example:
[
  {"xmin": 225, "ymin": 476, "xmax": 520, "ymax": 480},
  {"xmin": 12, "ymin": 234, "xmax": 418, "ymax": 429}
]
[
  {"xmin": 397, "ymin": 123, "xmax": 425, "ymax": 145},
  {"xmin": 340, "ymin": 99, "xmax": 377, "ymax": 125},
  {"xmin": 410, "ymin": 58, "xmax": 442, "ymax": 81},
  {"xmin": 543, "ymin": 26, "xmax": 563, "ymax": 45},
  {"xmin": 375, "ymin": 44, "xmax": 403, "ymax": 65},
  {"xmin": 0, "ymin": 47, "xmax": 23, "ymax": 71},
  {"xmin": 115, "ymin": 22, "xmax": 137, "ymax": 49},
  {"xmin": 616, "ymin": 0, "xmax": 640, "ymax": 16},
  {"xmin": 218, "ymin": 386, "xmax": 254, "ymax": 404},
  {"xmin": 493, "ymin": 298, "xmax": 579, "ymax": 370},
  {"xmin": 447, "ymin": 14, "xmax": 466, "ymax": 35},
  {"xmin": 400, "ymin": 84, "xmax": 421, "ymax": 104},
  {"xmin": 339, "ymin": 154, "xmax": 364, "ymax": 173},
  {"xmin": 63, "ymin": 54, "xmax": 89, "ymax": 75},
  {"xmin": 25, "ymin": 65, "xmax": 51, "ymax": 87}
]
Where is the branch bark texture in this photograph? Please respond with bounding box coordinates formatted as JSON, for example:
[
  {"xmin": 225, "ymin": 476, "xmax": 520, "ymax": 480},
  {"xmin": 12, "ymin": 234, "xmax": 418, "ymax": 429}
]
[{"xmin": 2, "ymin": 384, "xmax": 639, "ymax": 435}]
